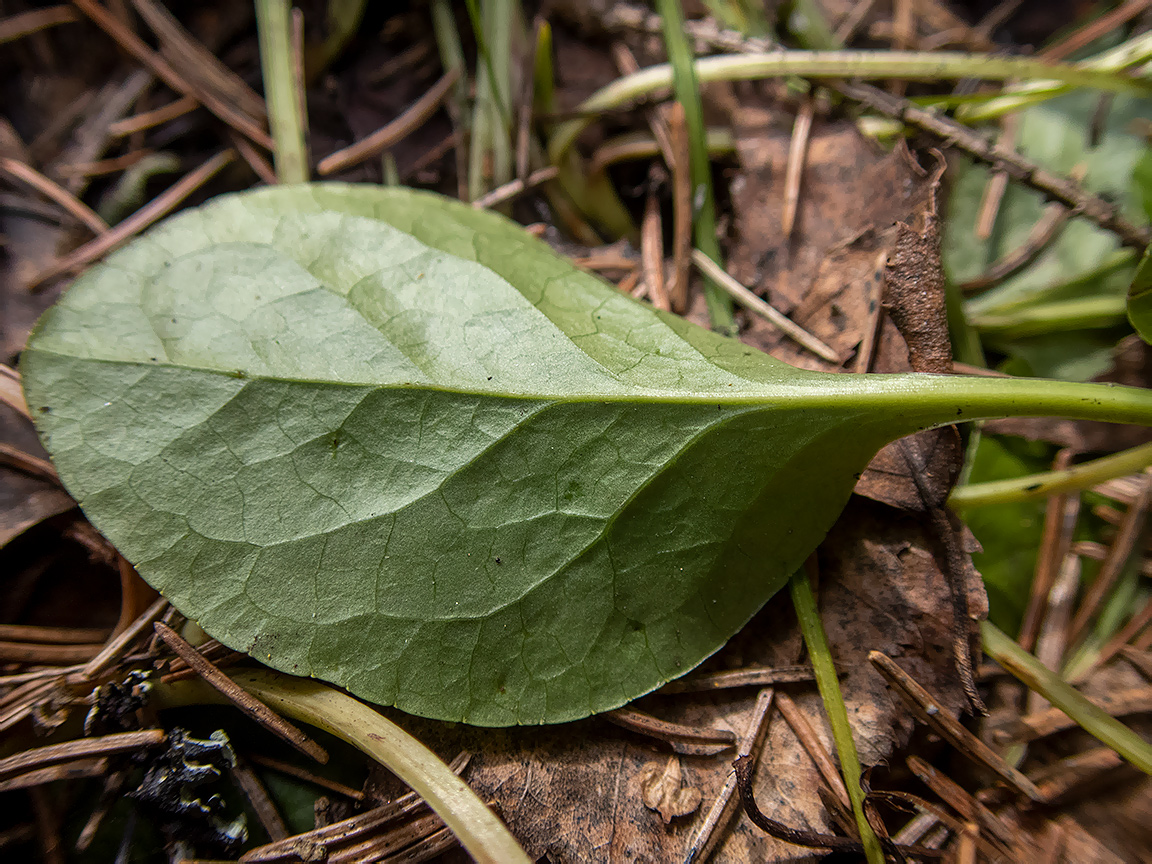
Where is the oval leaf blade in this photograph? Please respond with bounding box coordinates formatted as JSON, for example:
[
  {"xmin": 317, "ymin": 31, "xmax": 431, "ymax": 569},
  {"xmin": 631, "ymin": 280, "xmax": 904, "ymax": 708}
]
[{"xmin": 23, "ymin": 185, "xmax": 1142, "ymax": 724}]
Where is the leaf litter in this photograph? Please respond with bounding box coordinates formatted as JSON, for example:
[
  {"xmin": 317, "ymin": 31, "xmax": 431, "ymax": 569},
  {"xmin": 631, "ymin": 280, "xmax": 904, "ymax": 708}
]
[{"xmin": 3, "ymin": 2, "xmax": 1152, "ymax": 863}]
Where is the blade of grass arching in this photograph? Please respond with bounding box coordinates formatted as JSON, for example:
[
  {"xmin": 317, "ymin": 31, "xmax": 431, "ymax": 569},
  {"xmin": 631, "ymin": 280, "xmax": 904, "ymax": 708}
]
[
  {"xmin": 548, "ymin": 51, "xmax": 1152, "ymax": 168},
  {"xmin": 654, "ymin": 0, "xmax": 736, "ymax": 335},
  {"xmin": 981, "ymin": 620, "xmax": 1152, "ymax": 775},
  {"xmin": 789, "ymin": 566, "xmax": 885, "ymax": 864},
  {"xmin": 950, "ymin": 440, "xmax": 1152, "ymax": 509},
  {"xmin": 255, "ymin": 0, "xmax": 309, "ymax": 184}
]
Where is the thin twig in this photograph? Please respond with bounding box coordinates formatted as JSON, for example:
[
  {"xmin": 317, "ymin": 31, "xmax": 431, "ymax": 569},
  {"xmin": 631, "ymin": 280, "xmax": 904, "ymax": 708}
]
[
  {"xmin": 317, "ymin": 68, "xmax": 460, "ymax": 176},
  {"xmin": 0, "ymin": 5, "xmax": 78, "ymax": 44},
  {"xmin": 0, "ymin": 758, "xmax": 109, "ymax": 794},
  {"xmin": 247, "ymin": 752, "xmax": 366, "ymax": 802},
  {"xmin": 781, "ymin": 96, "xmax": 815, "ymax": 238},
  {"xmin": 605, "ymin": 707, "xmax": 736, "ymax": 756},
  {"xmin": 1096, "ymin": 594, "xmax": 1152, "ymax": 669},
  {"xmin": 229, "ymin": 129, "xmax": 279, "ymax": 186},
  {"xmin": 1031, "ymin": 553, "xmax": 1082, "ymax": 714},
  {"xmin": 0, "ymin": 156, "xmax": 109, "ymax": 235},
  {"xmin": 1038, "ymin": 0, "xmax": 1152, "ymax": 62},
  {"xmin": 29, "ymin": 149, "xmax": 235, "ymax": 290},
  {"xmin": 0, "ymin": 442, "xmax": 60, "ymax": 484},
  {"xmin": 691, "ymin": 249, "xmax": 842, "ymax": 363},
  {"xmin": 684, "ymin": 688, "xmax": 774, "ymax": 863},
  {"xmin": 70, "ymin": 0, "xmax": 271, "ymax": 149},
  {"xmin": 0, "ymin": 729, "xmax": 165, "ymax": 783},
  {"xmin": 470, "ymin": 166, "xmax": 558, "ymax": 209},
  {"xmin": 0, "ymin": 640, "xmax": 103, "ymax": 663},
  {"xmin": 79, "ymin": 595, "xmax": 169, "ymax": 680},
  {"xmin": 1019, "ymin": 449, "xmax": 1078, "ymax": 652},
  {"xmin": 55, "ymin": 150, "xmax": 154, "ymax": 178},
  {"xmin": 831, "ymin": 79, "xmax": 1150, "ymax": 249},
  {"xmin": 905, "ymin": 755, "xmax": 1020, "ymax": 856},
  {"xmin": 958, "ymin": 202, "xmax": 1070, "ymax": 294},
  {"xmin": 1067, "ymin": 469, "xmax": 1152, "ymax": 646},
  {"xmin": 641, "ymin": 187, "xmax": 671, "ymax": 311},
  {"xmin": 974, "ymin": 113, "xmax": 1018, "ymax": 240},
  {"xmin": 232, "ymin": 758, "xmax": 290, "ymax": 841},
  {"xmin": 108, "ymin": 95, "xmax": 199, "ymax": 137},
  {"xmin": 1030, "ymin": 747, "xmax": 1124, "ymax": 805},
  {"xmin": 74, "ymin": 769, "xmax": 129, "ymax": 852},
  {"xmin": 869, "ymin": 651, "xmax": 1044, "ymax": 800},
  {"xmin": 238, "ymin": 752, "xmax": 470, "ymax": 863},
  {"xmin": 154, "ymin": 622, "xmax": 328, "ymax": 763},
  {"xmin": 775, "ymin": 692, "xmax": 851, "ymax": 810},
  {"xmin": 0, "ymin": 625, "xmax": 109, "ymax": 644},
  {"xmin": 0, "ymin": 364, "xmax": 31, "ymax": 421},
  {"xmin": 659, "ymin": 663, "xmax": 816, "ymax": 694}
]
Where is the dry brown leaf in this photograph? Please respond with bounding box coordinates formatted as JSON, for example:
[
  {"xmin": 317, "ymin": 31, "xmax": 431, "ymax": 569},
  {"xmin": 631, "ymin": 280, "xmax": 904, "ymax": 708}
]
[
  {"xmin": 639, "ymin": 756, "xmax": 702, "ymax": 823},
  {"xmin": 727, "ymin": 117, "xmax": 938, "ymax": 371}
]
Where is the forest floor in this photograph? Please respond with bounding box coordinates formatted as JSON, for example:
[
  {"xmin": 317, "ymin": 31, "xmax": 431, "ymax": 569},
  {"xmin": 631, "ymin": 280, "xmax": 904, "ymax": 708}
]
[{"xmin": 2, "ymin": 1, "xmax": 1152, "ymax": 862}]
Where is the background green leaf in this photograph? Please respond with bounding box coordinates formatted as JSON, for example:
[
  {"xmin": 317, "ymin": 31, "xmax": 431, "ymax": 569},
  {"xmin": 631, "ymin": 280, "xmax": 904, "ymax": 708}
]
[
  {"xmin": 22, "ymin": 185, "xmax": 1152, "ymax": 724},
  {"xmin": 1129, "ymin": 245, "xmax": 1152, "ymax": 343},
  {"xmin": 944, "ymin": 91, "xmax": 1151, "ymax": 373}
]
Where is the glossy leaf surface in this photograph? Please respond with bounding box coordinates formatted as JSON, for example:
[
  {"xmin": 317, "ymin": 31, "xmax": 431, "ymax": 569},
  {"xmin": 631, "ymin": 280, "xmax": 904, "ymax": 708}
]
[{"xmin": 22, "ymin": 186, "xmax": 1152, "ymax": 724}]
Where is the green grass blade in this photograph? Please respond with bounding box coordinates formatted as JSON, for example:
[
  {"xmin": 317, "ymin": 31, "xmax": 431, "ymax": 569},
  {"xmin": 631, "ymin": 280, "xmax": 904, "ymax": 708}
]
[
  {"xmin": 255, "ymin": 0, "xmax": 309, "ymax": 184},
  {"xmin": 655, "ymin": 0, "xmax": 736, "ymax": 334},
  {"xmin": 981, "ymin": 621, "xmax": 1152, "ymax": 775},
  {"xmin": 790, "ymin": 568, "xmax": 884, "ymax": 864}
]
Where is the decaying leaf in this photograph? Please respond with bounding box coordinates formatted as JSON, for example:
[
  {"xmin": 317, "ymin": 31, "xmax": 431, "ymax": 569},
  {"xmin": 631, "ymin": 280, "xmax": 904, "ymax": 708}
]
[
  {"xmin": 727, "ymin": 117, "xmax": 938, "ymax": 372},
  {"xmin": 639, "ymin": 756, "xmax": 701, "ymax": 823}
]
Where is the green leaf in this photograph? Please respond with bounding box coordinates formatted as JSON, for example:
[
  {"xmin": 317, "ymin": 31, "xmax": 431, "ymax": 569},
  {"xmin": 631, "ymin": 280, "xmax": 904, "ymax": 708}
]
[
  {"xmin": 944, "ymin": 92, "xmax": 1152, "ymax": 322},
  {"xmin": 1134, "ymin": 147, "xmax": 1152, "ymax": 222},
  {"xmin": 963, "ymin": 435, "xmax": 1052, "ymax": 632},
  {"xmin": 1129, "ymin": 245, "xmax": 1152, "ymax": 344},
  {"xmin": 21, "ymin": 185, "xmax": 1152, "ymax": 725}
]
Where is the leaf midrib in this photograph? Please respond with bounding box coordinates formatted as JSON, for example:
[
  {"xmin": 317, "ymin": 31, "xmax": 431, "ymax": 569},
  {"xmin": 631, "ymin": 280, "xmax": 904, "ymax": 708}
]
[{"xmin": 27, "ymin": 347, "xmax": 843, "ymax": 408}]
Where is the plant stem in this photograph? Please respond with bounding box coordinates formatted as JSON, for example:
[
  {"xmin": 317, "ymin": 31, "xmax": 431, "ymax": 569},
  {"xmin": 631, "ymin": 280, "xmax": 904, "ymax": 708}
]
[
  {"xmin": 981, "ymin": 621, "xmax": 1152, "ymax": 775},
  {"xmin": 950, "ymin": 440, "xmax": 1152, "ymax": 509},
  {"xmin": 789, "ymin": 569, "xmax": 884, "ymax": 864},
  {"xmin": 255, "ymin": 0, "xmax": 308, "ymax": 184},
  {"xmin": 655, "ymin": 0, "xmax": 735, "ymax": 335},
  {"xmin": 156, "ymin": 669, "xmax": 532, "ymax": 864},
  {"xmin": 721, "ymin": 371, "xmax": 1152, "ymax": 430},
  {"xmin": 548, "ymin": 51, "xmax": 1152, "ymax": 165}
]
